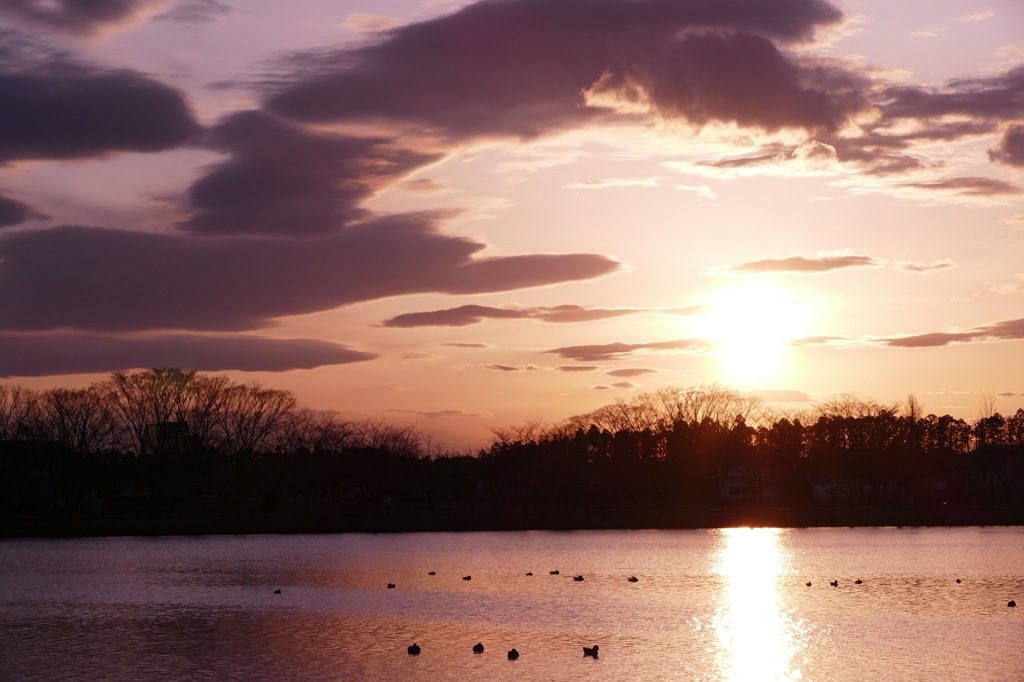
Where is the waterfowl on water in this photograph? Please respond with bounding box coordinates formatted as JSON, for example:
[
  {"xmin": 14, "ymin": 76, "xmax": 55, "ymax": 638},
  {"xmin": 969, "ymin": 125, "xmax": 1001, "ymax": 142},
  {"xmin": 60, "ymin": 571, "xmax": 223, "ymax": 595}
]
[
  {"xmin": 526, "ymin": 571, "xmax": 533, "ymax": 576},
  {"xmin": 273, "ymin": 588, "xmax": 281, "ymax": 594},
  {"xmin": 428, "ymin": 571, "xmax": 436, "ymax": 576},
  {"xmin": 1009, "ymin": 600, "xmax": 1017, "ymax": 607},
  {"xmin": 830, "ymin": 580, "xmax": 839, "ymax": 587},
  {"xmin": 473, "ymin": 642, "xmax": 484, "ymax": 653},
  {"xmin": 463, "ymin": 575, "xmax": 472, "ymax": 581},
  {"xmin": 550, "ymin": 570, "xmax": 560, "ymax": 575},
  {"xmin": 408, "ymin": 643, "xmax": 421, "ymax": 655},
  {"xmin": 628, "ymin": 576, "xmax": 639, "ymax": 582},
  {"xmin": 956, "ymin": 578, "xmax": 962, "ymax": 583},
  {"xmin": 805, "ymin": 582, "xmax": 812, "ymax": 587},
  {"xmin": 583, "ymin": 645, "xmax": 599, "ymax": 658},
  {"xmin": 855, "ymin": 579, "xmax": 863, "ymax": 584},
  {"xmin": 507, "ymin": 648, "xmax": 520, "ymax": 660},
  {"xmin": 573, "ymin": 575, "xmax": 584, "ymax": 581},
  {"xmin": 387, "ymin": 583, "xmax": 396, "ymax": 589}
]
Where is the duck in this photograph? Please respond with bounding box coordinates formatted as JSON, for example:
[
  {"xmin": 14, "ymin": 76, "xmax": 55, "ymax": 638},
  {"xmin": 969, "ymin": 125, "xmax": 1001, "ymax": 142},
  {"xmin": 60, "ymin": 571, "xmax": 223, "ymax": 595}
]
[
  {"xmin": 507, "ymin": 648, "xmax": 520, "ymax": 660},
  {"xmin": 1009, "ymin": 600, "xmax": 1017, "ymax": 608},
  {"xmin": 805, "ymin": 582, "xmax": 812, "ymax": 587},
  {"xmin": 628, "ymin": 576, "xmax": 639, "ymax": 583},
  {"xmin": 387, "ymin": 583, "xmax": 396, "ymax": 589},
  {"xmin": 428, "ymin": 571, "xmax": 436, "ymax": 576},
  {"xmin": 854, "ymin": 579, "xmax": 863, "ymax": 584},
  {"xmin": 829, "ymin": 580, "xmax": 839, "ymax": 587},
  {"xmin": 463, "ymin": 575, "xmax": 472, "ymax": 581},
  {"xmin": 583, "ymin": 645, "xmax": 599, "ymax": 658},
  {"xmin": 473, "ymin": 642, "xmax": 484, "ymax": 654},
  {"xmin": 526, "ymin": 571, "xmax": 533, "ymax": 576},
  {"xmin": 273, "ymin": 588, "xmax": 281, "ymax": 594},
  {"xmin": 408, "ymin": 643, "xmax": 421, "ymax": 656},
  {"xmin": 956, "ymin": 578, "xmax": 962, "ymax": 583},
  {"xmin": 573, "ymin": 575, "xmax": 584, "ymax": 581},
  {"xmin": 550, "ymin": 570, "xmax": 560, "ymax": 575}
]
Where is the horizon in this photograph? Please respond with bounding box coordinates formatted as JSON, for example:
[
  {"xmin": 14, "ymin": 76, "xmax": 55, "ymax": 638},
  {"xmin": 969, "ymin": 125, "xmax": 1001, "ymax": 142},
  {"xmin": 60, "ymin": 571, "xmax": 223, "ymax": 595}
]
[{"xmin": 2, "ymin": 0, "xmax": 1024, "ymax": 450}]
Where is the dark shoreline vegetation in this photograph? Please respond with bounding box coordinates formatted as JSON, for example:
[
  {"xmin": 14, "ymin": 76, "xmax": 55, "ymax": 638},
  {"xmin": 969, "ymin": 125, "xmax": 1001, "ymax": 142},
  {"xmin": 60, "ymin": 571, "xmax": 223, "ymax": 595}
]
[{"xmin": 3, "ymin": 369, "xmax": 1023, "ymax": 538}]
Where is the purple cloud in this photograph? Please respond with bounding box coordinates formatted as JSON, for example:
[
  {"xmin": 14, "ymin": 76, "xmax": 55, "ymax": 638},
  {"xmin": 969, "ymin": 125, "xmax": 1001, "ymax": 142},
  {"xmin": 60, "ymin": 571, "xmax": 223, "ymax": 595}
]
[
  {"xmin": 900, "ymin": 177, "xmax": 1022, "ymax": 197},
  {"xmin": 388, "ymin": 408, "xmax": 488, "ymax": 418},
  {"xmin": 0, "ymin": 62, "xmax": 198, "ymax": 162},
  {"xmin": 556, "ymin": 365, "xmax": 599, "ymax": 372},
  {"xmin": 606, "ymin": 367, "xmax": 657, "ymax": 377},
  {"xmin": 381, "ymin": 303, "xmax": 641, "ymax": 328},
  {"xmin": 183, "ymin": 110, "xmax": 441, "ymax": 236},
  {"xmin": 883, "ymin": 66, "xmax": 1024, "ymax": 122},
  {"xmin": 154, "ymin": 0, "xmax": 232, "ymax": 25},
  {"xmin": 546, "ymin": 339, "xmax": 712, "ymax": 362},
  {"xmin": 725, "ymin": 254, "xmax": 882, "ymax": 274},
  {"xmin": 0, "ymin": 216, "xmax": 620, "ymax": 332},
  {"xmin": 883, "ymin": 318, "xmax": 1024, "ymax": 348},
  {"xmin": 895, "ymin": 259, "xmax": 956, "ymax": 273},
  {"xmin": 0, "ymin": 193, "xmax": 45, "ymax": 228},
  {"xmin": 0, "ymin": 332, "xmax": 375, "ymax": 378},
  {"xmin": 0, "ymin": 0, "xmax": 160, "ymax": 35},
  {"xmin": 990, "ymin": 124, "xmax": 1024, "ymax": 167},
  {"xmin": 266, "ymin": 0, "xmax": 848, "ymax": 141}
]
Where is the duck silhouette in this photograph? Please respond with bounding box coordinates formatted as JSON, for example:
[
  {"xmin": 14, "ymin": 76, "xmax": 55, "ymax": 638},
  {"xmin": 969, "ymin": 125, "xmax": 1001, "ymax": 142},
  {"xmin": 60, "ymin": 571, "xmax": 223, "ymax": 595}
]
[
  {"xmin": 628, "ymin": 576, "xmax": 639, "ymax": 583},
  {"xmin": 473, "ymin": 642, "xmax": 484, "ymax": 654},
  {"xmin": 550, "ymin": 570, "xmax": 560, "ymax": 575},
  {"xmin": 526, "ymin": 571, "xmax": 533, "ymax": 576},
  {"xmin": 428, "ymin": 571, "xmax": 436, "ymax": 576},
  {"xmin": 1009, "ymin": 600, "xmax": 1017, "ymax": 607},
  {"xmin": 408, "ymin": 643, "xmax": 420, "ymax": 655},
  {"xmin": 463, "ymin": 575, "xmax": 472, "ymax": 581},
  {"xmin": 507, "ymin": 648, "xmax": 520, "ymax": 660},
  {"xmin": 805, "ymin": 582, "xmax": 812, "ymax": 587},
  {"xmin": 387, "ymin": 583, "xmax": 396, "ymax": 589},
  {"xmin": 829, "ymin": 580, "xmax": 839, "ymax": 587},
  {"xmin": 855, "ymin": 579, "xmax": 863, "ymax": 585},
  {"xmin": 573, "ymin": 575, "xmax": 584, "ymax": 581},
  {"xmin": 273, "ymin": 588, "xmax": 281, "ymax": 594},
  {"xmin": 583, "ymin": 645, "xmax": 599, "ymax": 658}
]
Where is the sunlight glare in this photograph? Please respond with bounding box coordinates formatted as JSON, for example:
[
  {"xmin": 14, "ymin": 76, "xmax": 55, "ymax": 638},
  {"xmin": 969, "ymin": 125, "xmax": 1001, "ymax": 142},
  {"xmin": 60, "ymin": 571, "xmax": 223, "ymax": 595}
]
[
  {"xmin": 713, "ymin": 528, "xmax": 801, "ymax": 681},
  {"xmin": 694, "ymin": 283, "xmax": 811, "ymax": 385}
]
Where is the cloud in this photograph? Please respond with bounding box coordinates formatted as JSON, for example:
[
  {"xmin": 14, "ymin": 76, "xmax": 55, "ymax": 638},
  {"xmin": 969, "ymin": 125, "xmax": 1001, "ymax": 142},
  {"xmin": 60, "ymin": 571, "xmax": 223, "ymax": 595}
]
[
  {"xmin": 900, "ymin": 177, "xmax": 1022, "ymax": 197},
  {"xmin": 0, "ymin": 216, "xmax": 621, "ymax": 332},
  {"xmin": 556, "ymin": 365, "xmax": 599, "ymax": 372},
  {"xmin": 381, "ymin": 303, "xmax": 640, "ymax": 328},
  {"xmin": 442, "ymin": 342, "xmax": 489, "ymax": 348},
  {"xmin": 610, "ymin": 381, "xmax": 639, "ymax": 389},
  {"xmin": 958, "ymin": 10, "xmax": 994, "ymax": 22},
  {"xmin": 0, "ymin": 332, "xmax": 375, "ymax": 377},
  {"xmin": 0, "ymin": 193, "xmax": 46, "ymax": 228},
  {"xmin": 182, "ymin": 110, "xmax": 441, "ymax": 236},
  {"xmin": 0, "ymin": 0, "xmax": 163, "ymax": 36},
  {"xmin": 343, "ymin": 13, "xmax": 400, "ymax": 33},
  {"xmin": 154, "ymin": 0, "xmax": 232, "ymax": 24},
  {"xmin": 388, "ymin": 408, "xmax": 488, "ymax": 418},
  {"xmin": 266, "ymin": 0, "xmax": 849, "ymax": 141},
  {"xmin": 723, "ymin": 254, "xmax": 882, "ymax": 274},
  {"xmin": 0, "ymin": 59, "xmax": 199, "ymax": 162},
  {"xmin": 894, "ymin": 259, "xmax": 956, "ymax": 273},
  {"xmin": 546, "ymin": 339, "xmax": 712, "ymax": 362},
  {"xmin": 996, "ymin": 391, "xmax": 1024, "ymax": 398},
  {"xmin": 399, "ymin": 177, "xmax": 451, "ymax": 193},
  {"xmin": 882, "ymin": 318, "xmax": 1024, "ymax": 348},
  {"xmin": 484, "ymin": 364, "xmax": 537, "ymax": 372},
  {"xmin": 883, "ymin": 66, "xmax": 1024, "ymax": 121},
  {"xmin": 564, "ymin": 177, "xmax": 662, "ymax": 189},
  {"xmin": 605, "ymin": 367, "xmax": 657, "ymax": 377},
  {"xmin": 989, "ymin": 124, "xmax": 1024, "ymax": 167}
]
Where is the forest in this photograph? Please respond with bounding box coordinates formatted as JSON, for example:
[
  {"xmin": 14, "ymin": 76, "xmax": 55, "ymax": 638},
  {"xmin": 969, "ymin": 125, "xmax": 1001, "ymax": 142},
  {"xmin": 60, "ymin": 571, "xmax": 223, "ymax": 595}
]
[{"xmin": 2, "ymin": 369, "xmax": 1023, "ymax": 536}]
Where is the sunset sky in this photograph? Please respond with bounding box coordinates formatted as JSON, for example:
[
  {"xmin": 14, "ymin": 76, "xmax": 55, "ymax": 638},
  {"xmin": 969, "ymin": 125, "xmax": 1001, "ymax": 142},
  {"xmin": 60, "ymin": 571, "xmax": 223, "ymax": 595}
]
[{"xmin": 2, "ymin": 0, "xmax": 1023, "ymax": 449}]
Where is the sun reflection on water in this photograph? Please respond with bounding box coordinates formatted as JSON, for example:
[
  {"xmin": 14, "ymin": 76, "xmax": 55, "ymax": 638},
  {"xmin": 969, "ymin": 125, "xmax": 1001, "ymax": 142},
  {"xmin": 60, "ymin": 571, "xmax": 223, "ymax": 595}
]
[{"xmin": 713, "ymin": 527, "xmax": 801, "ymax": 681}]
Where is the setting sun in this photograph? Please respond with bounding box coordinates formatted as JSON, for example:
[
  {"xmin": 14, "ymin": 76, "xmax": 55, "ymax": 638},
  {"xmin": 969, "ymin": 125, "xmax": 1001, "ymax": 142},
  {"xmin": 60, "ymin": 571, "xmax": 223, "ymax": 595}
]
[{"xmin": 694, "ymin": 283, "xmax": 812, "ymax": 385}]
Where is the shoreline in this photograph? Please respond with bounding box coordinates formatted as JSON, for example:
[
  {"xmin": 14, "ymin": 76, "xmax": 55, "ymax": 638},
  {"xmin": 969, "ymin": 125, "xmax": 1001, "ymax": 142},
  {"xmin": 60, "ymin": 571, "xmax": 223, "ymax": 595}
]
[{"xmin": 4, "ymin": 505, "xmax": 1023, "ymax": 538}]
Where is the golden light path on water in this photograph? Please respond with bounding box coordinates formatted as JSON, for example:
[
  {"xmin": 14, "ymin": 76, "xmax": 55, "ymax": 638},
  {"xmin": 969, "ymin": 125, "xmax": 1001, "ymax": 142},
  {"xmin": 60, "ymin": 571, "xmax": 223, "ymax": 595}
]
[{"xmin": 712, "ymin": 527, "xmax": 803, "ymax": 681}]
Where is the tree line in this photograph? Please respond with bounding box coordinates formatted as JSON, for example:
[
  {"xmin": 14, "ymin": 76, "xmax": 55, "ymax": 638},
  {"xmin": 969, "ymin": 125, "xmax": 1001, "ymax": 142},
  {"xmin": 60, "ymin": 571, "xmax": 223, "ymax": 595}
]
[{"xmin": 2, "ymin": 370, "xmax": 1023, "ymax": 532}]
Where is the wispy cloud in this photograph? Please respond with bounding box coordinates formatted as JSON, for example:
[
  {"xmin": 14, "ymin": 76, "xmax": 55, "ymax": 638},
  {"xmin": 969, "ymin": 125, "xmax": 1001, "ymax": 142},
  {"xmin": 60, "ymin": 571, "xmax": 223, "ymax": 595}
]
[
  {"xmin": 957, "ymin": 10, "xmax": 994, "ymax": 22},
  {"xmin": 546, "ymin": 339, "xmax": 712, "ymax": 362},
  {"xmin": 720, "ymin": 254, "xmax": 883, "ymax": 275},
  {"xmin": 381, "ymin": 303, "xmax": 700, "ymax": 328},
  {"xmin": 894, "ymin": 259, "xmax": 956, "ymax": 273}
]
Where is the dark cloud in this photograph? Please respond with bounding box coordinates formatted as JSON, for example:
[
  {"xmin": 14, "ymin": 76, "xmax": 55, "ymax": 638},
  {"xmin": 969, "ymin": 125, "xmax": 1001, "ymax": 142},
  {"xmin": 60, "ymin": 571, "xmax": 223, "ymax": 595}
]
[
  {"xmin": 546, "ymin": 339, "xmax": 712, "ymax": 362},
  {"xmin": 0, "ymin": 332, "xmax": 375, "ymax": 378},
  {"xmin": 883, "ymin": 66, "xmax": 1024, "ymax": 122},
  {"xmin": 442, "ymin": 342, "xmax": 489, "ymax": 348},
  {"xmin": 183, "ymin": 110, "xmax": 440, "ymax": 236},
  {"xmin": 556, "ymin": 365, "xmax": 599, "ymax": 372},
  {"xmin": 0, "ymin": 0, "xmax": 160, "ymax": 36},
  {"xmin": 989, "ymin": 124, "xmax": 1024, "ymax": 167},
  {"xmin": 726, "ymin": 254, "xmax": 881, "ymax": 274},
  {"xmin": 895, "ymin": 259, "xmax": 956, "ymax": 273},
  {"xmin": 0, "ymin": 216, "xmax": 620, "ymax": 332},
  {"xmin": 883, "ymin": 318, "xmax": 1024, "ymax": 348},
  {"xmin": 0, "ymin": 193, "xmax": 45, "ymax": 228},
  {"xmin": 606, "ymin": 367, "xmax": 657, "ymax": 377},
  {"xmin": 388, "ymin": 408, "xmax": 488, "ymax": 418},
  {"xmin": 0, "ymin": 64, "xmax": 199, "ymax": 162},
  {"xmin": 381, "ymin": 303, "xmax": 639, "ymax": 328},
  {"xmin": 485, "ymin": 364, "xmax": 533, "ymax": 372},
  {"xmin": 154, "ymin": 0, "xmax": 232, "ymax": 24},
  {"xmin": 901, "ymin": 177, "xmax": 1022, "ymax": 197},
  {"xmin": 266, "ymin": 0, "xmax": 847, "ymax": 140}
]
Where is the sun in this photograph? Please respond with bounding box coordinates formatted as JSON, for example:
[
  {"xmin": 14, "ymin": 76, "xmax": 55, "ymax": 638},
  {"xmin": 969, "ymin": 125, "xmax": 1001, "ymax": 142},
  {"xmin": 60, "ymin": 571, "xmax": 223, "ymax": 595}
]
[{"xmin": 692, "ymin": 282, "xmax": 811, "ymax": 385}]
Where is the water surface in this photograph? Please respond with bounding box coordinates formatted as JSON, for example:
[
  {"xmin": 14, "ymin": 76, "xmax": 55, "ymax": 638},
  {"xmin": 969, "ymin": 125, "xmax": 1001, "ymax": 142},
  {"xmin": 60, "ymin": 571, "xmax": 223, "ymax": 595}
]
[{"xmin": 2, "ymin": 527, "xmax": 1023, "ymax": 680}]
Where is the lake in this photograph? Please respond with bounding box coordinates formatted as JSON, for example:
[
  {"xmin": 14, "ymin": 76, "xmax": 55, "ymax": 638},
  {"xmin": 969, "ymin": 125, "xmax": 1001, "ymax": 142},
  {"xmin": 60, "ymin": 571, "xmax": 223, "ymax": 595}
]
[{"xmin": 2, "ymin": 527, "xmax": 1023, "ymax": 681}]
